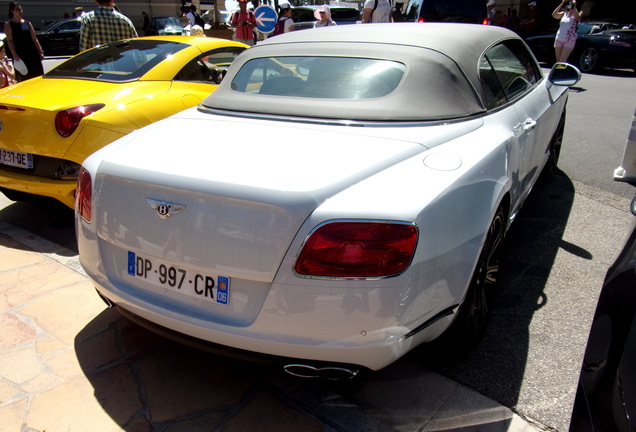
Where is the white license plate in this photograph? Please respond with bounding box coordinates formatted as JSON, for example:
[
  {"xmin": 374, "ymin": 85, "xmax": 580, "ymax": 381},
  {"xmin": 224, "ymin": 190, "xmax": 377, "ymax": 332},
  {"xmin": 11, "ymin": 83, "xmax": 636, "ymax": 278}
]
[
  {"xmin": 127, "ymin": 251, "xmax": 230, "ymax": 306},
  {"xmin": 0, "ymin": 148, "xmax": 33, "ymax": 169}
]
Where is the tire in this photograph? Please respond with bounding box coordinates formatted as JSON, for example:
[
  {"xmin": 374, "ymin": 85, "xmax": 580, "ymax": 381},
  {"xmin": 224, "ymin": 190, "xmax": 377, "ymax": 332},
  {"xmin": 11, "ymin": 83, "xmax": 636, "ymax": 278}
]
[
  {"xmin": 442, "ymin": 206, "xmax": 506, "ymax": 352},
  {"xmin": 540, "ymin": 111, "xmax": 566, "ymax": 183},
  {"xmin": 578, "ymin": 46, "xmax": 600, "ymax": 73}
]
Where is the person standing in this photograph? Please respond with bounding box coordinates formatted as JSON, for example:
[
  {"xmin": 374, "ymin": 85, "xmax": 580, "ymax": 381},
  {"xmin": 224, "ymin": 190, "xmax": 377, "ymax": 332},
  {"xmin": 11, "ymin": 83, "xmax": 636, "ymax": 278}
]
[
  {"xmin": 519, "ymin": 1, "xmax": 539, "ymax": 37},
  {"xmin": 141, "ymin": 11, "xmax": 150, "ymax": 35},
  {"xmin": 0, "ymin": 43, "xmax": 16, "ymax": 87},
  {"xmin": 272, "ymin": 2, "xmax": 295, "ymax": 36},
  {"xmin": 552, "ymin": 0, "xmax": 582, "ymax": 63},
  {"xmin": 314, "ymin": 6, "xmax": 336, "ymax": 28},
  {"xmin": 186, "ymin": 5, "xmax": 204, "ymax": 28},
  {"xmin": 487, "ymin": 0, "xmax": 496, "ymax": 24},
  {"xmin": 79, "ymin": 0, "xmax": 138, "ymax": 52},
  {"xmin": 505, "ymin": 9, "xmax": 519, "ymax": 33},
  {"xmin": 3, "ymin": 2, "xmax": 44, "ymax": 82},
  {"xmin": 232, "ymin": 0, "xmax": 258, "ymax": 44},
  {"xmin": 362, "ymin": 0, "xmax": 392, "ymax": 23}
]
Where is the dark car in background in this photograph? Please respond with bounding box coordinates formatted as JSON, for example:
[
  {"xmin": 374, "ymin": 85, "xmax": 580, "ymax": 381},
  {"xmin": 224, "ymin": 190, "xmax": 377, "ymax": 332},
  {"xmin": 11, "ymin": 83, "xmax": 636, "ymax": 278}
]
[
  {"xmin": 525, "ymin": 22, "xmax": 636, "ymax": 73},
  {"xmin": 398, "ymin": 0, "xmax": 487, "ymax": 24},
  {"xmin": 36, "ymin": 17, "xmax": 81, "ymax": 56},
  {"xmin": 145, "ymin": 17, "xmax": 185, "ymax": 36},
  {"xmin": 569, "ymin": 109, "xmax": 636, "ymax": 431}
]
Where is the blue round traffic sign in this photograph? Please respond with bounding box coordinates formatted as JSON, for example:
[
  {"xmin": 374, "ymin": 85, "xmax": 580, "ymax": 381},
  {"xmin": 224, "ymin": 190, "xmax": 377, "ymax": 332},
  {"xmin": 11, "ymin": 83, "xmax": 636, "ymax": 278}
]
[{"xmin": 254, "ymin": 5, "xmax": 278, "ymax": 34}]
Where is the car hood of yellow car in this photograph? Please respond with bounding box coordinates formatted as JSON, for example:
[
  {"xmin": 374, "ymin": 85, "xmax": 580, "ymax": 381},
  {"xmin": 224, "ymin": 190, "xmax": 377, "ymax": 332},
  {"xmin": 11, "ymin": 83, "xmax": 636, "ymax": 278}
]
[{"xmin": 0, "ymin": 77, "xmax": 172, "ymax": 111}]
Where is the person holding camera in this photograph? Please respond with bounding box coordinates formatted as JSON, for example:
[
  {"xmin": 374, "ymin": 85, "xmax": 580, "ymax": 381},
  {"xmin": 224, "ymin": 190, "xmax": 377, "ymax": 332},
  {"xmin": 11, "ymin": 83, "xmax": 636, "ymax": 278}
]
[
  {"xmin": 231, "ymin": 0, "xmax": 257, "ymax": 46},
  {"xmin": 552, "ymin": 0, "xmax": 583, "ymax": 63}
]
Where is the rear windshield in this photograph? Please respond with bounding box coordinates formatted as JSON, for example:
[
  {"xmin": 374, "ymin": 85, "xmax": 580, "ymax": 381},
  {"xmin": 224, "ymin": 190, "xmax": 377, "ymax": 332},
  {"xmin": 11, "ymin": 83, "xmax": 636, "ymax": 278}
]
[
  {"xmin": 45, "ymin": 39, "xmax": 189, "ymax": 82},
  {"xmin": 154, "ymin": 17, "xmax": 182, "ymax": 28},
  {"xmin": 230, "ymin": 56, "xmax": 406, "ymax": 99}
]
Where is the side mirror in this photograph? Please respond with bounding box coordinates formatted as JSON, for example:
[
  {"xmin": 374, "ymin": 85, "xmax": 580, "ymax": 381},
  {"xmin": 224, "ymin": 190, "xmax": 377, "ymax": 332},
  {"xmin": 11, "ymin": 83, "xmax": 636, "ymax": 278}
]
[{"xmin": 547, "ymin": 62, "xmax": 581, "ymax": 87}]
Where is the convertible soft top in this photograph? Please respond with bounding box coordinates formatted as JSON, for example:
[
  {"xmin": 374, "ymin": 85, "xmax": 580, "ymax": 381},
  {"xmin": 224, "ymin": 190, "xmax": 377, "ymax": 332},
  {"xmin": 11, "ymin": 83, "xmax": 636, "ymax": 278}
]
[{"xmin": 204, "ymin": 23, "xmax": 520, "ymax": 121}]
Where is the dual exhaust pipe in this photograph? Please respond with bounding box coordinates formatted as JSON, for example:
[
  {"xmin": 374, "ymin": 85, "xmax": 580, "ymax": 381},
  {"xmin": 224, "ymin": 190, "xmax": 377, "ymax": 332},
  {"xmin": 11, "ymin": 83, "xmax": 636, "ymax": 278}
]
[{"xmin": 284, "ymin": 363, "xmax": 360, "ymax": 380}]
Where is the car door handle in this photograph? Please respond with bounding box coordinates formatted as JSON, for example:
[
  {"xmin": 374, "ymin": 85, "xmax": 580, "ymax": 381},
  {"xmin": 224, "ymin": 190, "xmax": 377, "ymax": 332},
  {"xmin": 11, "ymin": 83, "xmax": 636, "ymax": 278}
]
[{"xmin": 523, "ymin": 119, "xmax": 537, "ymax": 132}]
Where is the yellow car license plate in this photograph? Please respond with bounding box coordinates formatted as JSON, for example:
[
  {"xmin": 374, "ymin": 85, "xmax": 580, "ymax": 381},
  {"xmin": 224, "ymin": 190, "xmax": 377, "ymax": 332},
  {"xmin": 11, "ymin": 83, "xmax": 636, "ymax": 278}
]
[{"xmin": 0, "ymin": 148, "xmax": 33, "ymax": 169}]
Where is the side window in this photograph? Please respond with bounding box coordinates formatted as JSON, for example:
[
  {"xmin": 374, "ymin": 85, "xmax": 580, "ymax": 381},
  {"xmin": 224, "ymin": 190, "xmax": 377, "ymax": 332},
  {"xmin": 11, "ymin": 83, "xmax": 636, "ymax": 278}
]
[
  {"xmin": 479, "ymin": 56, "xmax": 506, "ymax": 109},
  {"xmin": 59, "ymin": 21, "xmax": 80, "ymax": 31},
  {"xmin": 480, "ymin": 40, "xmax": 541, "ymax": 106},
  {"xmin": 174, "ymin": 47, "xmax": 245, "ymax": 84}
]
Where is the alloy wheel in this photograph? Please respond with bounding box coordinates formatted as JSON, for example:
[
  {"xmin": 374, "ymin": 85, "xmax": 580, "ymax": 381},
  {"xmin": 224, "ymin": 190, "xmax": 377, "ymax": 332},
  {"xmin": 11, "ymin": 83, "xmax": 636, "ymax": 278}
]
[{"xmin": 579, "ymin": 47, "xmax": 599, "ymax": 73}]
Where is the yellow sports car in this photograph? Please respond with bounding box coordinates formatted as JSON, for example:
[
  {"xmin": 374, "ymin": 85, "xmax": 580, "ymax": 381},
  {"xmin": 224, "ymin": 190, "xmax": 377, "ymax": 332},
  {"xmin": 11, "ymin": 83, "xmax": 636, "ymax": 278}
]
[{"xmin": 0, "ymin": 36, "xmax": 247, "ymax": 208}]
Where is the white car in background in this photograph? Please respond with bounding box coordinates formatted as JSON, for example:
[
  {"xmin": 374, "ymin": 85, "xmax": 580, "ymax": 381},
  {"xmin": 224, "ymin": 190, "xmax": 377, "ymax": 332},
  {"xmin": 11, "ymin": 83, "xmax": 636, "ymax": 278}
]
[{"xmin": 76, "ymin": 23, "xmax": 580, "ymax": 377}]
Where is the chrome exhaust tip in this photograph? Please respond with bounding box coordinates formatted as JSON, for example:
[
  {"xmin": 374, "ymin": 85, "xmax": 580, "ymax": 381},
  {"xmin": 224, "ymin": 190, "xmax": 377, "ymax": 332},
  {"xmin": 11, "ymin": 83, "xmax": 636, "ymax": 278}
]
[{"xmin": 284, "ymin": 363, "xmax": 360, "ymax": 380}]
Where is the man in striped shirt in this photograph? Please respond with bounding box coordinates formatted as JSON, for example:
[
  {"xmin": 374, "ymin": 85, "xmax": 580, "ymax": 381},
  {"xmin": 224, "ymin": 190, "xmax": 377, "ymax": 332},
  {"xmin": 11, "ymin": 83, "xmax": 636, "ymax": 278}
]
[{"xmin": 79, "ymin": 0, "xmax": 138, "ymax": 52}]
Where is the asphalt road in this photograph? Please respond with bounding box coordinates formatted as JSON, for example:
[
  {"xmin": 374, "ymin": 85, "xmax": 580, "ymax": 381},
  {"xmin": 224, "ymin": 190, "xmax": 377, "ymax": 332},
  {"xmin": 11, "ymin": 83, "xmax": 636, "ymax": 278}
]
[
  {"xmin": 558, "ymin": 68, "xmax": 636, "ymax": 201},
  {"xmin": 1, "ymin": 65, "xmax": 635, "ymax": 431}
]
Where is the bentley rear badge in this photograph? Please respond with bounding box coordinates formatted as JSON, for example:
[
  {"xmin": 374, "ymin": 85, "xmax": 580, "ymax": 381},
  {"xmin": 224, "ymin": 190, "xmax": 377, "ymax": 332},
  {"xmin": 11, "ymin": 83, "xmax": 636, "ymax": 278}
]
[{"xmin": 147, "ymin": 198, "xmax": 186, "ymax": 219}]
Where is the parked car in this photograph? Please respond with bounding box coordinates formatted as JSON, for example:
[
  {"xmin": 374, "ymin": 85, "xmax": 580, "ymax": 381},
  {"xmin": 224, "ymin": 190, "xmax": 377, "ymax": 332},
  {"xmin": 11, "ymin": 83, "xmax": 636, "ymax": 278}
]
[
  {"xmin": 201, "ymin": 9, "xmax": 233, "ymax": 28},
  {"xmin": 145, "ymin": 16, "xmax": 185, "ymax": 36},
  {"xmin": 569, "ymin": 109, "xmax": 636, "ymax": 431},
  {"xmin": 404, "ymin": 0, "xmax": 488, "ymax": 24},
  {"xmin": 292, "ymin": 5, "xmax": 361, "ymax": 25},
  {"xmin": 525, "ymin": 22, "xmax": 636, "ymax": 73},
  {"xmin": 75, "ymin": 23, "xmax": 580, "ymax": 376},
  {"xmin": 36, "ymin": 17, "xmax": 81, "ymax": 56},
  {"xmin": 0, "ymin": 36, "xmax": 247, "ymax": 208}
]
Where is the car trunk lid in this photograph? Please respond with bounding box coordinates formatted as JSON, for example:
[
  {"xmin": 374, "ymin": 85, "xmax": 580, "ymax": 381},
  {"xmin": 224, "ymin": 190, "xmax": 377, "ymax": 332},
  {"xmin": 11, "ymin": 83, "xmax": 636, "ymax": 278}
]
[
  {"xmin": 92, "ymin": 111, "xmax": 470, "ymax": 284},
  {"xmin": 0, "ymin": 78, "xmax": 170, "ymax": 157}
]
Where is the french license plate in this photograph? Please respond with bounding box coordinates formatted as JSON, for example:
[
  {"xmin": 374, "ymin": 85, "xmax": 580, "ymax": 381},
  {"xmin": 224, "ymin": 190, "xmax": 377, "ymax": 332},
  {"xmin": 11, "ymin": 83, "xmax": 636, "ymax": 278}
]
[
  {"xmin": 127, "ymin": 251, "xmax": 229, "ymax": 306},
  {"xmin": 0, "ymin": 148, "xmax": 33, "ymax": 169}
]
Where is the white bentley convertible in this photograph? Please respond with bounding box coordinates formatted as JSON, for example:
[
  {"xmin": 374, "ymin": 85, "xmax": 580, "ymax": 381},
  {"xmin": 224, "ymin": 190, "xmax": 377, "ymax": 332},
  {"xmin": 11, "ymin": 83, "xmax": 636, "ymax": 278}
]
[{"xmin": 76, "ymin": 23, "xmax": 580, "ymax": 376}]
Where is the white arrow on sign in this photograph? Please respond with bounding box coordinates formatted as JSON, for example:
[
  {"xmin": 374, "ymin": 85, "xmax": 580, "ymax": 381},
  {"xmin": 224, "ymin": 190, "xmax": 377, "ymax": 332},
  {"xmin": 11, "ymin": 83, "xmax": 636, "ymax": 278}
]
[{"xmin": 257, "ymin": 12, "xmax": 276, "ymax": 26}]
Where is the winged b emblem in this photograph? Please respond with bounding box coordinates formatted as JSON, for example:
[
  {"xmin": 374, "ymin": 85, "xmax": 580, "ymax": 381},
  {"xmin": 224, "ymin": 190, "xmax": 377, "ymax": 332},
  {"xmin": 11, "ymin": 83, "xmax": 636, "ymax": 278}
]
[{"xmin": 147, "ymin": 198, "xmax": 186, "ymax": 219}]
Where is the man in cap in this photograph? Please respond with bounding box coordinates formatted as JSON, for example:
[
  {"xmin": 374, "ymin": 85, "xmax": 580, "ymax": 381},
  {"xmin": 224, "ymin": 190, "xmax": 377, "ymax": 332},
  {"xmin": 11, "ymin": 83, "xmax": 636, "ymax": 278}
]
[
  {"xmin": 231, "ymin": 0, "xmax": 257, "ymax": 45},
  {"xmin": 520, "ymin": 2, "xmax": 539, "ymax": 37}
]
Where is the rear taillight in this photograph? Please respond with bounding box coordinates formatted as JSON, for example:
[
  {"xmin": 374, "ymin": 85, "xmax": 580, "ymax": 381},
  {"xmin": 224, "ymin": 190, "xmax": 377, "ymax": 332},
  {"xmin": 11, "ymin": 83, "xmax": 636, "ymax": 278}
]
[
  {"xmin": 294, "ymin": 222, "xmax": 418, "ymax": 278},
  {"xmin": 418, "ymin": 17, "xmax": 424, "ymax": 23},
  {"xmin": 76, "ymin": 166, "xmax": 92, "ymax": 222},
  {"xmin": 483, "ymin": 18, "xmax": 490, "ymax": 25},
  {"xmin": 55, "ymin": 104, "xmax": 105, "ymax": 137},
  {"xmin": 610, "ymin": 36, "xmax": 631, "ymax": 47}
]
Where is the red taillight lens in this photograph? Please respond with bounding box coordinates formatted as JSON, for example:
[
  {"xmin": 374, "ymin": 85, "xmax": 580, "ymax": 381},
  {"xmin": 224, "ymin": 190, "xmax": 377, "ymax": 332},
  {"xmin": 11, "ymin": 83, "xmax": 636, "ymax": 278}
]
[
  {"xmin": 76, "ymin": 166, "xmax": 92, "ymax": 222},
  {"xmin": 482, "ymin": 18, "xmax": 489, "ymax": 25},
  {"xmin": 609, "ymin": 37, "xmax": 631, "ymax": 47},
  {"xmin": 418, "ymin": 17, "xmax": 424, "ymax": 23},
  {"xmin": 55, "ymin": 104, "xmax": 105, "ymax": 137},
  {"xmin": 295, "ymin": 222, "xmax": 418, "ymax": 278}
]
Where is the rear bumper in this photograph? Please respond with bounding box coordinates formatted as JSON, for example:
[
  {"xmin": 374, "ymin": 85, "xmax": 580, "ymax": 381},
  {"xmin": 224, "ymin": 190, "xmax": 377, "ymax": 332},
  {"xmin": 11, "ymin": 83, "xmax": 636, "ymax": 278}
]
[
  {"xmin": 87, "ymin": 278, "xmax": 454, "ymax": 371},
  {"xmin": 0, "ymin": 170, "xmax": 76, "ymax": 208},
  {"xmin": 116, "ymin": 304, "xmax": 368, "ymax": 377}
]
